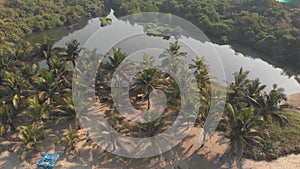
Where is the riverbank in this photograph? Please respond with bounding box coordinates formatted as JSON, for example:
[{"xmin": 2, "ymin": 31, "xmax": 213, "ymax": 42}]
[
  {"xmin": 288, "ymin": 93, "xmax": 300, "ymax": 107},
  {"xmin": 209, "ymin": 34, "xmax": 300, "ymax": 76},
  {"xmin": 287, "ymin": 93, "xmax": 300, "ymax": 114}
]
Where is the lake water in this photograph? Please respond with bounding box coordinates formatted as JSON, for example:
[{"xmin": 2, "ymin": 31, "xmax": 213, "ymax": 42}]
[{"xmin": 48, "ymin": 12, "xmax": 300, "ymax": 95}]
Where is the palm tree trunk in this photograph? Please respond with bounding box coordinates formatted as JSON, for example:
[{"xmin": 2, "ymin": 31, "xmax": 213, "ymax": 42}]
[
  {"xmin": 72, "ymin": 59, "xmax": 76, "ymax": 67},
  {"xmin": 147, "ymin": 96, "xmax": 150, "ymax": 110},
  {"xmin": 237, "ymin": 158, "xmax": 243, "ymax": 169}
]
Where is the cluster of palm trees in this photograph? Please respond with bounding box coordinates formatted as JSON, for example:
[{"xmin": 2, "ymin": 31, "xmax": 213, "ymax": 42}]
[
  {"xmin": 0, "ymin": 39, "xmax": 288, "ymax": 165},
  {"xmin": 0, "ymin": 39, "xmax": 80, "ymax": 160},
  {"xmin": 89, "ymin": 41, "xmax": 222, "ymax": 162},
  {"xmin": 95, "ymin": 42, "xmax": 288, "ymax": 165},
  {"xmin": 220, "ymin": 68, "xmax": 287, "ymax": 166}
]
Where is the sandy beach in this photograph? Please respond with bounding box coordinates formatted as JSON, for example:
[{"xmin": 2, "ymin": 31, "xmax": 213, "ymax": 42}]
[
  {"xmin": 1, "ymin": 93, "xmax": 300, "ymax": 169},
  {"xmin": 287, "ymin": 93, "xmax": 300, "ymax": 113},
  {"xmin": 287, "ymin": 93, "xmax": 300, "ymax": 106},
  {"xmin": 1, "ymin": 127, "xmax": 300, "ymax": 169}
]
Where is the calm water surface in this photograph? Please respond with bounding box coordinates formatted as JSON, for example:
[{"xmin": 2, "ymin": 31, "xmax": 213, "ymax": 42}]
[{"xmin": 46, "ymin": 13, "xmax": 300, "ymax": 95}]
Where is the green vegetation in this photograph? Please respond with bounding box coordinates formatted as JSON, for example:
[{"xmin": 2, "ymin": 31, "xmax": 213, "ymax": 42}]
[
  {"xmin": 106, "ymin": 0, "xmax": 300, "ymax": 75},
  {"xmin": 253, "ymin": 110, "xmax": 300, "ymax": 160},
  {"xmin": 219, "ymin": 67, "xmax": 295, "ymax": 165},
  {"xmin": 95, "ymin": 42, "xmax": 299, "ymax": 165},
  {"xmin": 0, "ymin": 35, "xmax": 299, "ymax": 164},
  {"xmin": 100, "ymin": 17, "xmax": 112, "ymax": 27},
  {"xmin": 1, "ymin": 0, "xmax": 299, "ymax": 73},
  {"xmin": 56, "ymin": 124, "xmax": 80, "ymax": 156},
  {"xmin": 0, "ymin": 0, "xmax": 105, "ymax": 55},
  {"xmin": 0, "ymin": 0, "xmax": 300, "ymax": 166}
]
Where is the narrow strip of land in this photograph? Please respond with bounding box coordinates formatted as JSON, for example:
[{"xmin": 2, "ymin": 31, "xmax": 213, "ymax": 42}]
[{"xmin": 287, "ymin": 93, "xmax": 300, "ymax": 114}]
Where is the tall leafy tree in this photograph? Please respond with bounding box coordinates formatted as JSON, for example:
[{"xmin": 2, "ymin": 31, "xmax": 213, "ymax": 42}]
[
  {"xmin": 247, "ymin": 85, "xmax": 287, "ymax": 126},
  {"xmin": 228, "ymin": 68, "xmax": 250, "ymax": 106},
  {"xmin": 98, "ymin": 48, "xmax": 128, "ymax": 82},
  {"xmin": 64, "ymin": 39, "xmax": 82, "ymax": 67},
  {"xmin": 220, "ymin": 103, "xmax": 265, "ymax": 167},
  {"xmin": 189, "ymin": 56, "xmax": 212, "ymax": 126},
  {"xmin": 131, "ymin": 68, "xmax": 168, "ymax": 110}
]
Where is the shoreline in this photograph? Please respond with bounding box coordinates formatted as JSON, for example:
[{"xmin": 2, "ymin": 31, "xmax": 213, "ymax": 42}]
[
  {"xmin": 287, "ymin": 93, "xmax": 300, "ymax": 107},
  {"xmin": 287, "ymin": 93, "xmax": 300, "ymax": 114}
]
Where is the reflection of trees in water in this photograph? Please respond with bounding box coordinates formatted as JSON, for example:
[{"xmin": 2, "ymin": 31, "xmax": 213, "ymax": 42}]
[{"xmin": 106, "ymin": 1, "xmax": 300, "ymax": 79}]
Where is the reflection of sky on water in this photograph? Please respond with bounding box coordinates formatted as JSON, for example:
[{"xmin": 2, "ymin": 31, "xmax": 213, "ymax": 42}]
[{"xmin": 49, "ymin": 12, "xmax": 300, "ymax": 95}]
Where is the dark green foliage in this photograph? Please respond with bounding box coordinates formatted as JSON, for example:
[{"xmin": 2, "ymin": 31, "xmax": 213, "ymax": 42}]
[
  {"xmin": 220, "ymin": 103, "xmax": 265, "ymax": 164},
  {"xmin": 18, "ymin": 121, "xmax": 53, "ymax": 161},
  {"xmin": 0, "ymin": 0, "xmax": 105, "ymax": 55},
  {"xmin": 220, "ymin": 67, "xmax": 291, "ymax": 163},
  {"xmin": 0, "ymin": 0, "xmax": 299, "ymax": 165},
  {"xmin": 0, "ymin": 39, "xmax": 75, "ymax": 160},
  {"xmin": 106, "ymin": 0, "xmax": 300, "ymax": 74},
  {"xmin": 56, "ymin": 124, "xmax": 80, "ymax": 155},
  {"xmin": 100, "ymin": 17, "xmax": 112, "ymax": 27}
]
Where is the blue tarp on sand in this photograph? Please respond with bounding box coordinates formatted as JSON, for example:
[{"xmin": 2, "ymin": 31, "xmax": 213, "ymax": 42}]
[{"xmin": 37, "ymin": 153, "xmax": 60, "ymax": 169}]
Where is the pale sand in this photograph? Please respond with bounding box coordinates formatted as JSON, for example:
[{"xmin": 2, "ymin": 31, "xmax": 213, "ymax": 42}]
[
  {"xmin": 1, "ymin": 94, "xmax": 300, "ymax": 168},
  {"xmin": 287, "ymin": 93, "xmax": 300, "ymax": 114},
  {"xmin": 287, "ymin": 93, "xmax": 300, "ymax": 107},
  {"xmin": 1, "ymin": 126, "xmax": 300, "ymax": 169}
]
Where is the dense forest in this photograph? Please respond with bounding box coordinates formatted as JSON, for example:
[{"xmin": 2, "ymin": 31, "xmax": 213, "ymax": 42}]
[
  {"xmin": 0, "ymin": 0, "xmax": 105, "ymax": 56},
  {"xmin": 0, "ymin": 0, "xmax": 300, "ymax": 168}
]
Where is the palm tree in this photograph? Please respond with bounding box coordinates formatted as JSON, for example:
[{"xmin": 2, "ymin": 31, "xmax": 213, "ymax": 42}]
[
  {"xmin": 0, "ymin": 102, "xmax": 14, "ymax": 136},
  {"xmin": 1, "ymin": 69, "xmax": 32, "ymax": 112},
  {"xmin": 22, "ymin": 62, "xmax": 39, "ymax": 80},
  {"xmin": 19, "ymin": 95, "xmax": 49, "ymax": 122},
  {"xmin": 46, "ymin": 55, "xmax": 70, "ymax": 77},
  {"xmin": 189, "ymin": 56, "xmax": 211, "ymax": 91},
  {"xmin": 159, "ymin": 41, "xmax": 187, "ymax": 74},
  {"xmin": 245, "ymin": 78, "xmax": 266, "ymax": 100},
  {"xmin": 31, "ymin": 69, "xmax": 60, "ymax": 106},
  {"xmin": 247, "ymin": 85, "xmax": 288, "ymax": 126},
  {"xmin": 97, "ymin": 48, "xmax": 132, "ymax": 110},
  {"xmin": 188, "ymin": 56, "xmax": 213, "ymax": 126},
  {"xmin": 141, "ymin": 54, "xmax": 155, "ymax": 68},
  {"xmin": 40, "ymin": 38, "xmax": 64, "ymax": 67},
  {"xmin": 18, "ymin": 121, "xmax": 52, "ymax": 161},
  {"xmin": 131, "ymin": 68, "xmax": 168, "ymax": 110},
  {"xmin": 15, "ymin": 40, "xmax": 37, "ymax": 61},
  {"xmin": 220, "ymin": 103, "xmax": 265, "ymax": 167},
  {"xmin": 0, "ymin": 61, "xmax": 38, "ymax": 134},
  {"xmin": 98, "ymin": 48, "xmax": 128, "ymax": 81},
  {"xmin": 228, "ymin": 68, "xmax": 250, "ymax": 105},
  {"xmin": 56, "ymin": 124, "xmax": 80, "ymax": 155},
  {"xmin": 64, "ymin": 39, "xmax": 82, "ymax": 67},
  {"xmin": 32, "ymin": 55, "xmax": 72, "ymax": 105},
  {"xmin": 0, "ymin": 54, "xmax": 9, "ymax": 70},
  {"xmin": 53, "ymin": 95, "xmax": 76, "ymax": 123}
]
